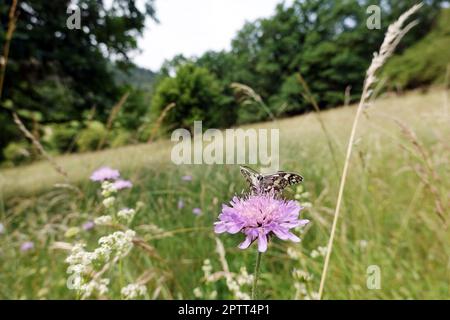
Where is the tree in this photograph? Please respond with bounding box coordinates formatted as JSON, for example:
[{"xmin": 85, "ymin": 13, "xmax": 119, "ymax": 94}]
[
  {"xmin": 151, "ymin": 63, "xmax": 235, "ymax": 131},
  {"xmin": 0, "ymin": 0, "xmax": 156, "ymax": 157}
]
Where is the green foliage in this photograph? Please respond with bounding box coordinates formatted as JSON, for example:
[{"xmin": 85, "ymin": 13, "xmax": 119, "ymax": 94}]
[
  {"xmin": 151, "ymin": 63, "xmax": 235, "ymax": 130},
  {"xmin": 114, "ymin": 89, "xmax": 151, "ymax": 131},
  {"xmin": 110, "ymin": 130, "xmax": 133, "ymax": 148},
  {"xmin": 383, "ymin": 9, "xmax": 450, "ymax": 90},
  {"xmin": 76, "ymin": 121, "xmax": 107, "ymax": 152},
  {"xmin": 0, "ymin": 0, "xmax": 156, "ymax": 157},
  {"xmin": 46, "ymin": 122, "xmax": 80, "ymax": 153},
  {"xmin": 3, "ymin": 141, "xmax": 32, "ymax": 165}
]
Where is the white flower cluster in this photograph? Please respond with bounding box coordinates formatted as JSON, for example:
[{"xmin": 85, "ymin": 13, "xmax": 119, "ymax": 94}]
[
  {"xmin": 66, "ymin": 230, "xmax": 136, "ymax": 299},
  {"xmin": 94, "ymin": 215, "xmax": 112, "ymax": 226},
  {"xmin": 310, "ymin": 246, "xmax": 327, "ymax": 259},
  {"xmin": 294, "ymin": 185, "xmax": 312, "ymax": 208},
  {"xmin": 193, "ymin": 287, "xmax": 217, "ymax": 299},
  {"xmin": 79, "ymin": 278, "xmax": 110, "ymax": 299},
  {"xmin": 121, "ymin": 283, "xmax": 147, "ymax": 300},
  {"xmin": 101, "ymin": 181, "xmax": 118, "ymax": 197},
  {"xmin": 103, "ymin": 197, "xmax": 115, "ymax": 208},
  {"xmin": 294, "ymin": 282, "xmax": 320, "ymax": 300},
  {"xmin": 200, "ymin": 259, "xmax": 253, "ymax": 300},
  {"xmin": 117, "ymin": 208, "xmax": 136, "ymax": 224},
  {"xmin": 65, "ymin": 174, "xmax": 145, "ymax": 300},
  {"xmin": 98, "ymin": 230, "xmax": 136, "ymax": 258},
  {"xmin": 292, "ymin": 268, "xmax": 313, "ymax": 282},
  {"xmin": 287, "ymin": 247, "xmax": 301, "ymax": 260}
]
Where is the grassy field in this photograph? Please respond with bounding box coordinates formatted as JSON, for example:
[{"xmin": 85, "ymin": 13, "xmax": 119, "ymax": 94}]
[{"xmin": 0, "ymin": 88, "xmax": 449, "ymax": 299}]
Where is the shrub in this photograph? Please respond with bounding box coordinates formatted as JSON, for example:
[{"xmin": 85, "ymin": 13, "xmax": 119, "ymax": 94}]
[
  {"xmin": 110, "ymin": 130, "xmax": 132, "ymax": 148},
  {"xmin": 151, "ymin": 63, "xmax": 233, "ymax": 131},
  {"xmin": 76, "ymin": 121, "xmax": 108, "ymax": 152},
  {"xmin": 46, "ymin": 122, "xmax": 80, "ymax": 153},
  {"xmin": 3, "ymin": 142, "xmax": 32, "ymax": 165}
]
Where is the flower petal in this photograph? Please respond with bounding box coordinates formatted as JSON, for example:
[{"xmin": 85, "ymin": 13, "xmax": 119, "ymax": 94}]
[
  {"xmin": 214, "ymin": 223, "xmax": 227, "ymax": 234},
  {"xmin": 257, "ymin": 234, "xmax": 268, "ymax": 252},
  {"xmin": 238, "ymin": 235, "xmax": 253, "ymax": 250}
]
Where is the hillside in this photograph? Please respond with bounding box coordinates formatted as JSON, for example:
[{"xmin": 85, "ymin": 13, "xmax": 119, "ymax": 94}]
[{"xmin": 383, "ymin": 9, "xmax": 450, "ymax": 89}]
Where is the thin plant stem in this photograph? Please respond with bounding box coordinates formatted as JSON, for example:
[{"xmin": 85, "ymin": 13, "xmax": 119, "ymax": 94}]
[
  {"xmin": 317, "ymin": 3, "xmax": 422, "ymax": 299},
  {"xmin": 251, "ymin": 251, "xmax": 262, "ymax": 300},
  {"xmin": 296, "ymin": 72, "xmax": 341, "ymax": 179}
]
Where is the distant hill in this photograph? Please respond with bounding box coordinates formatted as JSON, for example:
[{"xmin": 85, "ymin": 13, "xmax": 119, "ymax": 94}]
[
  {"xmin": 383, "ymin": 8, "xmax": 450, "ymax": 90},
  {"xmin": 114, "ymin": 65, "xmax": 157, "ymax": 90}
]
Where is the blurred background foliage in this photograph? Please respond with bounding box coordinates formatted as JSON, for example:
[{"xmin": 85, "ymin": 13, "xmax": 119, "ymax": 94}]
[{"xmin": 0, "ymin": 0, "xmax": 449, "ymax": 166}]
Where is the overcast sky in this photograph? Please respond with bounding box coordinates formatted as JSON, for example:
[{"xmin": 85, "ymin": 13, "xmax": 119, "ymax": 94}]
[{"xmin": 131, "ymin": 0, "xmax": 293, "ymax": 71}]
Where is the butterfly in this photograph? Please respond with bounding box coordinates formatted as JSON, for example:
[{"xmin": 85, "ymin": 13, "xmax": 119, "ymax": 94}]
[{"xmin": 239, "ymin": 165, "xmax": 303, "ymax": 195}]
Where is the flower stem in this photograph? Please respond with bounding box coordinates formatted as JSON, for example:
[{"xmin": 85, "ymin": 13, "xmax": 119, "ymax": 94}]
[{"xmin": 251, "ymin": 251, "xmax": 262, "ymax": 300}]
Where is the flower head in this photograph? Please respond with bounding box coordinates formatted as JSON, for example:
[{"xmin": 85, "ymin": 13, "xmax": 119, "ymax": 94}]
[
  {"xmin": 82, "ymin": 221, "xmax": 95, "ymax": 231},
  {"xmin": 20, "ymin": 241, "xmax": 34, "ymax": 252},
  {"xmin": 192, "ymin": 208, "xmax": 202, "ymax": 216},
  {"xmin": 214, "ymin": 194, "xmax": 309, "ymax": 252},
  {"xmin": 112, "ymin": 179, "xmax": 133, "ymax": 190},
  {"xmin": 182, "ymin": 175, "xmax": 192, "ymax": 181},
  {"xmin": 90, "ymin": 167, "xmax": 120, "ymax": 182}
]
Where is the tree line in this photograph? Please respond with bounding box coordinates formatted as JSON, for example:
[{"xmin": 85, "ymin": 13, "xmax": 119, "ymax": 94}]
[{"xmin": 0, "ymin": 0, "xmax": 448, "ymax": 165}]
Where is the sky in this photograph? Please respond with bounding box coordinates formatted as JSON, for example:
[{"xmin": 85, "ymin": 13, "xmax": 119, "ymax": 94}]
[{"xmin": 131, "ymin": 0, "xmax": 293, "ymax": 71}]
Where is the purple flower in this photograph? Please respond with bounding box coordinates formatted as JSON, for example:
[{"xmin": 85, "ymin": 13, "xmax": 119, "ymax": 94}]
[
  {"xmin": 182, "ymin": 175, "xmax": 193, "ymax": 182},
  {"xmin": 82, "ymin": 221, "xmax": 95, "ymax": 231},
  {"xmin": 214, "ymin": 194, "xmax": 309, "ymax": 252},
  {"xmin": 178, "ymin": 199, "xmax": 185, "ymax": 209},
  {"xmin": 20, "ymin": 241, "xmax": 34, "ymax": 252},
  {"xmin": 90, "ymin": 167, "xmax": 120, "ymax": 182},
  {"xmin": 192, "ymin": 208, "xmax": 202, "ymax": 215},
  {"xmin": 112, "ymin": 179, "xmax": 133, "ymax": 190}
]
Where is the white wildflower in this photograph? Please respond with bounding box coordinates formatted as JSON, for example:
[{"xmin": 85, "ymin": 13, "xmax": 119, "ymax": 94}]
[
  {"xmin": 311, "ymin": 246, "xmax": 327, "ymax": 258},
  {"xmin": 117, "ymin": 208, "xmax": 136, "ymax": 224},
  {"xmin": 102, "ymin": 197, "xmax": 115, "ymax": 208},
  {"xmin": 80, "ymin": 278, "xmax": 110, "ymax": 299},
  {"xmin": 358, "ymin": 240, "xmax": 368, "ymax": 249},
  {"xmin": 236, "ymin": 267, "xmax": 253, "ymax": 286},
  {"xmin": 287, "ymin": 247, "xmax": 301, "ymax": 259},
  {"xmin": 121, "ymin": 283, "xmax": 147, "ymax": 300},
  {"xmin": 101, "ymin": 181, "xmax": 117, "ymax": 197},
  {"xmin": 94, "ymin": 215, "xmax": 112, "ymax": 226},
  {"xmin": 292, "ymin": 269, "xmax": 313, "ymax": 281},
  {"xmin": 98, "ymin": 230, "xmax": 135, "ymax": 258},
  {"xmin": 193, "ymin": 287, "xmax": 203, "ymax": 298}
]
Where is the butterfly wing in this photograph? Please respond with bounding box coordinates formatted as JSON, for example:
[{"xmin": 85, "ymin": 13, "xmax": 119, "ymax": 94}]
[
  {"xmin": 261, "ymin": 171, "xmax": 304, "ymax": 194},
  {"xmin": 240, "ymin": 166, "xmax": 262, "ymax": 194}
]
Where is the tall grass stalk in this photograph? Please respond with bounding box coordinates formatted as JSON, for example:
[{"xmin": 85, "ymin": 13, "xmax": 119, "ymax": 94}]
[
  {"xmin": 230, "ymin": 82, "xmax": 278, "ymax": 124},
  {"xmin": 296, "ymin": 72, "xmax": 341, "ymax": 178},
  {"xmin": 147, "ymin": 102, "xmax": 176, "ymax": 143},
  {"xmin": 317, "ymin": 3, "xmax": 423, "ymax": 299},
  {"xmin": 97, "ymin": 91, "xmax": 130, "ymax": 150}
]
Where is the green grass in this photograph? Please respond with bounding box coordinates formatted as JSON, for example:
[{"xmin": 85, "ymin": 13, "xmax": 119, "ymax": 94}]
[{"xmin": 0, "ymin": 88, "xmax": 449, "ymax": 299}]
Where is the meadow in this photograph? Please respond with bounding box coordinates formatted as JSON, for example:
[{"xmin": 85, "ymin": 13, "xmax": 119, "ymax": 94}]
[{"xmin": 0, "ymin": 87, "xmax": 448, "ymax": 299}]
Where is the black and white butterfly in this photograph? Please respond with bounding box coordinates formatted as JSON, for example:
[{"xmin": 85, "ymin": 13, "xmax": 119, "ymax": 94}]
[{"xmin": 239, "ymin": 165, "xmax": 303, "ymax": 195}]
